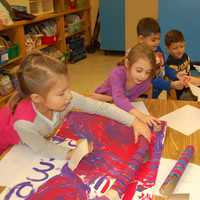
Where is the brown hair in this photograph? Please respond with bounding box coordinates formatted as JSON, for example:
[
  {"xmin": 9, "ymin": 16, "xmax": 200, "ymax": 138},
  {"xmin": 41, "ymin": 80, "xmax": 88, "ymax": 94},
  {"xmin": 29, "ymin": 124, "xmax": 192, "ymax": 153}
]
[
  {"xmin": 9, "ymin": 51, "xmax": 68, "ymax": 111},
  {"xmin": 165, "ymin": 29, "xmax": 185, "ymax": 47},
  {"xmin": 126, "ymin": 43, "xmax": 156, "ymax": 77},
  {"xmin": 137, "ymin": 17, "xmax": 160, "ymax": 37}
]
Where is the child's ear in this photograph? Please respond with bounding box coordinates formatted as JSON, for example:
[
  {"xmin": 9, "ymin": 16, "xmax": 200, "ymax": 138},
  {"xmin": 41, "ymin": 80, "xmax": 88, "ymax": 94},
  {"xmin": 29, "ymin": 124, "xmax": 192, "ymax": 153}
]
[
  {"xmin": 138, "ymin": 35, "xmax": 145, "ymax": 44},
  {"xmin": 166, "ymin": 46, "xmax": 170, "ymax": 53},
  {"xmin": 125, "ymin": 58, "xmax": 130, "ymax": 69},
  {"xmin": 30, "ymin": 93, "xmax": 44, "ymax": 104}
]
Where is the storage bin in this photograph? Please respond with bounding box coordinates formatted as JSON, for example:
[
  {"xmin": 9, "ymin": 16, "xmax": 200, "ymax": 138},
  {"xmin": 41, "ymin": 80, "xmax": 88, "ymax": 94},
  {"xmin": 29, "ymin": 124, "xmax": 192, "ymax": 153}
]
[
  {"xmin": 8, "ymin": 44, "xmax": 20, "ymax": 60},
  {"xmin": 29, "ymin": 0, "xmax": 54, "ymax": 15},
  {"xmin": 68, "ymin": 21, "xmax": 83, "ymax": 33},
  {"xmin": 0, "ymin": 49, "xmax": 9, "ymax": 65},
  {"xmin": 68, "ymin": 0, "xmax": 77, "ymax": 9},
  {"xmin": 68, "ymin": 36, "xmax": 84, "ymax": 50},
  {"xmin": 41, "ymin": 35, "xmax": 58, "ymax": 45},
  {"xmin": 77, "ymin": 0, "xmax": 86, "ymax": 8},
  {"xmin": 7, "ymin": 0, "xmax": 54, "ymax": 15},
  {"xmin": 65, "ymin": 14, "xmax": 83, "ymax": 34}
]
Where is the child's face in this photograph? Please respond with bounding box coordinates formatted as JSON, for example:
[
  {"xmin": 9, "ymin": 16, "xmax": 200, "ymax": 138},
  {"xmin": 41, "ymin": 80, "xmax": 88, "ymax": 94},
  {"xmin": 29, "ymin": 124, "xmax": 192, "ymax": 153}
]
[
  {"xmin": 139, "ymin": 33, "xmax": 160, "ymax": 51},
  {"xmin": 128, "ymin": 58, "xmax": 152, "ymax": 84},
  {"xmin": 43, "ymin": 75, "xmax": 72, "ymax": 112},
  {"xmin": 167, "ymin": 41, "xmax": 185, "ymax": 59}
]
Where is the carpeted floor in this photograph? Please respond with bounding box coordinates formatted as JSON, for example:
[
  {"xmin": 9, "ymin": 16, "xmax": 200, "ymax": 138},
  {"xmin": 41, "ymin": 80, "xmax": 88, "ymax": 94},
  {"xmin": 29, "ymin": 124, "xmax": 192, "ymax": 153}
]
[{"xmin": 68, "ymin": 51, "xmax": 123, "ymax": 95}]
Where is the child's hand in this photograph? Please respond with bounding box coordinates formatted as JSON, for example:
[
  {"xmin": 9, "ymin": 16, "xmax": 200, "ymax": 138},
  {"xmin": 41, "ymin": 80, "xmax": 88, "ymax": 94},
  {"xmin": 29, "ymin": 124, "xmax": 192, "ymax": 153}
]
[
  {"xmin": 131, "ymin": 108, "xmax": 160, "ymax": 127},
  {"xmin": 182, "ymin": 75, "xmax": 191, "ymax": 87},
  {"xmin": 140, "ymin": 113, "xmax": 161, "ymax": 128},
  {"xmin": 67, "ymin": 139, "xmax": 93, "ymax": 170},
  {"xmin": 132, "ymin": 118, "xmax": 151, "ymax": 143},
  {"xmin": 177, "ymin": 71, "xmax": 188, "ymax": 80},
  {"xmin": 171, "ymin": 80, "xmax": 184, "ymax": 90}
]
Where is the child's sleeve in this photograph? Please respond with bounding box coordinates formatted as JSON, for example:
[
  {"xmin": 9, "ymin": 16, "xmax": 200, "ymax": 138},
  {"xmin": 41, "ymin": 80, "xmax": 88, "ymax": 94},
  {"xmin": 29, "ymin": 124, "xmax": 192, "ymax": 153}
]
[
  {"xmin": 14, "ymin": 120, "xmax": 70, "ymax": 160},
  {"xmin": 152, "ymin": 77, "xmax": 171, "ymax": 91},
  {"xmin": 109, "ymin": 71, "xmax": 134, "ymax": 112},
  {"xmin": 165, "ymin": 65, "xmax": 177, "ymax": 80},
  {"xmin": 70, "ymin": 91, "xmax": 135, "ymax": 127}
]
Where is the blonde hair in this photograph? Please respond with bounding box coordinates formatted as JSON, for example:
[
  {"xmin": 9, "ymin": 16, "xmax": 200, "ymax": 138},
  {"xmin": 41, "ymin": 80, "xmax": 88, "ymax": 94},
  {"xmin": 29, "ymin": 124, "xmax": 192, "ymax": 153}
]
[
  {"xmin": 9, "ymin": 52, "xmax": 68, "ymax": 111},
  {"xmin": 126, "ymin": 43, "xmax": 156, "ymax": 77}
]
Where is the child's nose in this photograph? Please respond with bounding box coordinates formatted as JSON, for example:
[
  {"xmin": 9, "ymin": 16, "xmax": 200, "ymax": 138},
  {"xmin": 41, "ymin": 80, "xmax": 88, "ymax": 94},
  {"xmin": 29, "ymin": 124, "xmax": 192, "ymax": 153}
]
[
  {"xmin": 65, "ymin": 92, "xmax": 72, "ymax": 101},
  {"xmin": 141, "ymin": 73, "xmax": 147, "ymax": 80}
]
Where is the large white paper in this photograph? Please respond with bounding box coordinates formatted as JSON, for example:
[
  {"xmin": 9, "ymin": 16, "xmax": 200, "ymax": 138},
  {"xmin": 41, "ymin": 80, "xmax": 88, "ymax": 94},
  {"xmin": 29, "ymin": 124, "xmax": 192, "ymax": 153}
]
[
  {"xmin": 189, "ymin": 83, "xmax": 200, "ymax": 101},
  {"xmin": 0, "ymin": 145, "xmax": 66, "ymax": 187},
  {"xmin": 153, "ymin": 158, "xmax": 200, "ymax": 200},
  {"xmin": 132, "ymin": 101, "xmax": 149, "ymax": 115},
  {"xmin": 159, "ymin": 105, "xmax": 200, "ymax": 135},
  {"xmin": 193, "ymin": 65, "xmax": 200, "ymax": 72}
]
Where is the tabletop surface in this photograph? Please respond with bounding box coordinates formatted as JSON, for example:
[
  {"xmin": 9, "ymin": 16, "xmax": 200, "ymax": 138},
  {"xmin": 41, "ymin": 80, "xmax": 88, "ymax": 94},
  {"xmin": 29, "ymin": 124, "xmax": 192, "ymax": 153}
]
[
  {"xmin": 144, "ymin": 99, "xmax": 200, "ymax": 200},
  {"xmin": 1, "ymin": 99, "xmax": 200, "ymax": 200}
]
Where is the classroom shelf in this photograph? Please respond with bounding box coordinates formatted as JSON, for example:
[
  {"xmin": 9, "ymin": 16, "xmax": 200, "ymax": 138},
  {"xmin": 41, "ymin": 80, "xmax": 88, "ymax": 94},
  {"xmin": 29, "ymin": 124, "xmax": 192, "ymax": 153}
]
[
  {"xmin": 0, "ymin": 56, "xmax": 22, "ymax": 68},
  {"xmin": 0, "ymin": 7, "xmax": 90, "ymax": 32},
  {"xmin": 0, "ymin": 0, "xmax": 91, "ymax": 106},
  {"xmin": 64, "ymin": 7, "xmax": 90, "ymax": 15}
]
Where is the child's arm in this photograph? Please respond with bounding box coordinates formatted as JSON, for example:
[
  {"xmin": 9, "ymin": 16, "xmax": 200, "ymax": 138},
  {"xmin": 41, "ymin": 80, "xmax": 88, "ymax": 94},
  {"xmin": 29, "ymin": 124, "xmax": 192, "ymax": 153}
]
[
  {"xmin": 171, "ymin": 80, "xmax": 184, "ymax": 90},
  {"xmin": 90, "ymin": 93, "xmax": 113, "ymax": 102},
  {"xmin": 14, "ymin": 120, "xmax": 70, "ymax": 160},
  {"xmin": 70, "ymin": 91, "xmax": 155, "ymax": 142},
  {"xmin": 109, "ymin": 75, "xmax": 160, "ymax": 126},
  {"xmin": 129, "ymin": 108, "xmax": 160, "ymax": 128},
  {"xmin": 165, "ymin": 65, "xmax": 177, "ymax": 80},
  {"xmin": 70, "ymin": 91, "xmax": 135, "ymax": 127},
  {"xmin": 109, "ymin": 72, "xmax": 136, "ymax": 112},
  {"xmin": 152, "ymin": 77, "xmax": 171, "ymax": 91}
]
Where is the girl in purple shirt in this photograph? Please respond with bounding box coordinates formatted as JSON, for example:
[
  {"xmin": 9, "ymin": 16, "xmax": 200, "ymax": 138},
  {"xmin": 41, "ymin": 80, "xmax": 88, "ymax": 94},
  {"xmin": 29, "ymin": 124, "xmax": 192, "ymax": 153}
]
[{"xmin": 93, "ymin": 43, "xmax": 160, "ymax": 127}]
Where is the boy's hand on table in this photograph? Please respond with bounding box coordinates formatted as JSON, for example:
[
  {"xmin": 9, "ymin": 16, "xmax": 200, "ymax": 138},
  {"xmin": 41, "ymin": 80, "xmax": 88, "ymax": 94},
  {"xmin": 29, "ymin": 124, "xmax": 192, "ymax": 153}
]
[
  {"xmin": 177, "ymin": 71, "xmax": 188, "ymax": 80},
  {"xmin": 171, "ymin": 80, "xmax": 184, "ymax": 90},
  {"xmin": 182, "ymin": 75, "xmax": 191, "ymax": 87}
]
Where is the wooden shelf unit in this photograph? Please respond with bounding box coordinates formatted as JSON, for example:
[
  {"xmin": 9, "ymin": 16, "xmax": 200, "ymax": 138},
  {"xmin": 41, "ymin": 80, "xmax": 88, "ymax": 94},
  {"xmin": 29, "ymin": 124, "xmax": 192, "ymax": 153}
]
[{"xmin": 0, "ymin": 0, "xmax": 91, "ymax": 106}]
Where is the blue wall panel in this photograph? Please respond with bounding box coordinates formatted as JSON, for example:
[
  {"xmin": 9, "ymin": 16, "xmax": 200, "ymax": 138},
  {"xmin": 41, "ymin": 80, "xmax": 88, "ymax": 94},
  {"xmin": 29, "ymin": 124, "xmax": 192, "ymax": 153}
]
[
  {"xmin": 159, "ymin": 0, "xmax": 200, "ymax": 60},
  {"xmin": 99, "ymin": 0, "xmax": 125, "ymax": 51}
]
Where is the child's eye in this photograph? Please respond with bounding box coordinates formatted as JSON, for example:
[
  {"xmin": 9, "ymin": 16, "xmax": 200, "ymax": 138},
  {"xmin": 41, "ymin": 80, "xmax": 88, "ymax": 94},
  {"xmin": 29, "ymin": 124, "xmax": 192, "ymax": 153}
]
[
  {"xmin": 146, "ymin": 71, "xmax": 151, "ymax": 75},
  {"xmin": 58, "ymin": 93, "xmax": 65, "ymax": 96}
]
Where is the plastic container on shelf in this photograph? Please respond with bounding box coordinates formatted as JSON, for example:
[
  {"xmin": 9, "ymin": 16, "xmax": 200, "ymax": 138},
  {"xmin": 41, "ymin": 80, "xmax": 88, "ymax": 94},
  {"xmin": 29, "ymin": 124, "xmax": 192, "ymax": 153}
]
[
  {"xmin": 8, "ymin": 44, "xmax": 20, "ymax": 60},
  {"xmin": 77, "ymin": 0, "xmax": 86, "ymax": 8},
  {"xmin": 65, "ymin": 15, "xmax": 83, "ymax": 34},
  {"xmin": 41, "ymin": 35, "xmax": 58, "ymax": 45},
  {"xmin": 29, "ymin": 0, "xmax": 54, "ymax": 15},
  {"xmin": 0, "ymin": 36, "xmax": 9, "ymax": 64},
  {"xmin": 68, "ymin": 21, "xmax": 83, "ymax": 33},
  {"xmin": 68, "ymin": 36, "xmax": 84, "ymax": 50},
  {"xmin": 68, "ymin": 0, "xmax": 77, "ymax": 9},
  {"xmin": 0, "ymin": 49, "xmax": 9, "ymax": 65}
]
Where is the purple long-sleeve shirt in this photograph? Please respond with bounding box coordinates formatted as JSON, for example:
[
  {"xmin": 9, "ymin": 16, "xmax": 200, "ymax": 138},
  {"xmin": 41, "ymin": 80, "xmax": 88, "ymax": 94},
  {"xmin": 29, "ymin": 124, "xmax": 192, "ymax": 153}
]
[{"xmin": 95, "ymin": 66, "xmax": 151, "ymax": 112}]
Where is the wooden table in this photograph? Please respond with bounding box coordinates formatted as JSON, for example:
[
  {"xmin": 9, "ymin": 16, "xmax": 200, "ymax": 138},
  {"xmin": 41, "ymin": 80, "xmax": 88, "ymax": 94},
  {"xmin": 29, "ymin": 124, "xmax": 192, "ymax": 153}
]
[
  {"xmin": 144, "ymin": 99, "xmax": 200, "ymax": 200},
  {"xmin": 0, "ymin": 99, "xmax": 200, "ymax": 199}
]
